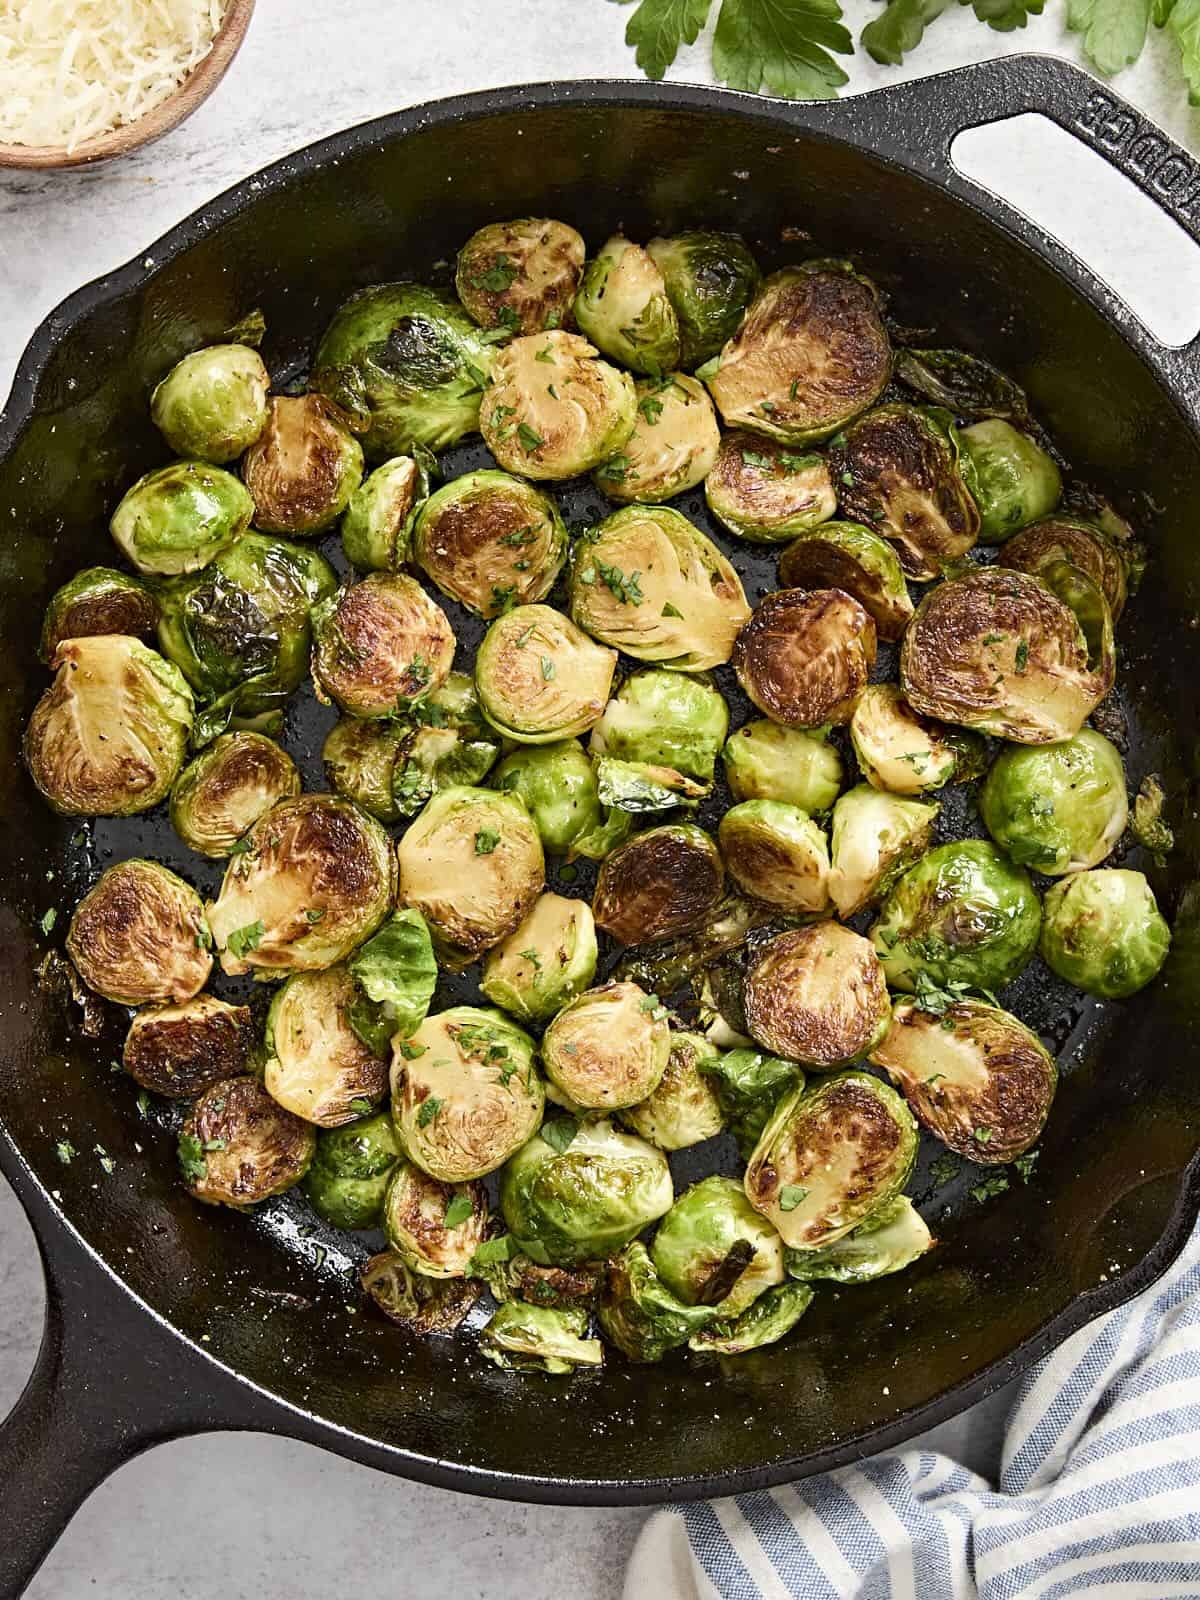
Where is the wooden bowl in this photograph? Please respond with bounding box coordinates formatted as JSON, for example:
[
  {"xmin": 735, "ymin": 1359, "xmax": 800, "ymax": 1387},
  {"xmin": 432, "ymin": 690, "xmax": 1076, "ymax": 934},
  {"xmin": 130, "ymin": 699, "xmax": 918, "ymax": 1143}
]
[{"xmin": 0, "ymin": 0, "xmax": 255, "ymax": 170}]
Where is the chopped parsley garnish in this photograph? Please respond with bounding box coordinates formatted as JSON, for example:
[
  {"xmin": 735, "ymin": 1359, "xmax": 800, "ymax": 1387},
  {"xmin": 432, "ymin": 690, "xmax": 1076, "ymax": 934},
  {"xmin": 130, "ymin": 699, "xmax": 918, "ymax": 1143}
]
[
  {"xmin": 929, "ymin": 1151, "xmax": 962, "ymax": 1188},
  {"xmin": 662, "ymin": 601, "xmax": 683, "ymax": 619},
  {"xmin": 520, "ymin": 948, "xmax": 543, "ymax": 970},
  {"xmin": 638, "ymin": 394, "xmax": 665, "ymax": 425},
  {"xmin": 474, "ymin": 828, "xmax": 501, "ymax": 855},
  {"xmin": 416, "ymin": 1096, "xmax": 443, "ymax": 1128},
  {"xmin": 778, "ymin": 1185, "xmax": 809, "ymax": 1211},
  {"xmin": 741, "ymin": 449, "xmax": 775, "ymax": 469},
  {"xmin": 595, "ymin": 560, "xmax": 644, "ymax": 606},
  {"xmin": 471, "ymin": 1234, "xmax": 517, "ymax": 1269},
  {"xmin": 398, "ymin": 1039, "xmax": 428, "ymax": 1059},
  {"xmin": 305, "ymin": 907, "xmax": 325, "ymax": 924},
  {"xmin": 55, "ymin": 1140, "xmax": 76, "ymax": 1164},
  {"xmin": 1015, "ymin": 639, "xmax": 1030, "ymax": 673},
  {"xmin": 40, "ymin": 907, "xmax": 57, "ymax": 934},
  {"xmin": 971, "ymin": 1171, "xmax": 1010, "ymax": 1204},
  {"xmin": 515, "ymin": 624, "xmax": 536, "ymax": 648},
  {"xmin": 535, "ymin": 345, "xmax": 556, "ymax": 364},
  {"xmin": 540, "ymin": 655, "xmax": 556, "ymax": 681},
  {"xmin": 178, "ymin": 1132, "xmax": 208, "ymax": 1185},
  {"xmin": 1013, "ymin": 1149, "xmax": 1040, "ymax": 1183},
  {"xmin": 499, "ymin": 524, "xmax": 537, "ymax": 548},
  {"xmin": 444, "ymin": 1193, "xmax": 474, "ymax": 1228},
  {"xmin": 349, "ymin": 1098, "xmax": 374, "ymax": 1117},
  {"xmin": 491, "ymin": 584, "xmax": 518, "ymax": 614},
  {"xmin": 226, "ymin": 920, "xmax": 265, "ymax": 959},
  {"xmin": 472, "ymin": 253, "xmax": 518, "ymax": 293},
  {"xmin": 779, "ymin": 451, "xmax": 820, "ymax": 472},
  {"xmin": 517, "ymin": 422, "xmax": 544, "ymax": 454},
  {"xmin": 540, "ymin": 1118, "xmax": 579, "ymax": 1154}
]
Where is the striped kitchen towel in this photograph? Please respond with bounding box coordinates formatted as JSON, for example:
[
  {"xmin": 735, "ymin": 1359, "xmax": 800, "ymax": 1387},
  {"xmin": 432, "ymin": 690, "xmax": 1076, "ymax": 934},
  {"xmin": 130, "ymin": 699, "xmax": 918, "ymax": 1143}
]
[{"xmin": 625, "ymin": 1223, "xmax": 1200, "ymax": 1599}]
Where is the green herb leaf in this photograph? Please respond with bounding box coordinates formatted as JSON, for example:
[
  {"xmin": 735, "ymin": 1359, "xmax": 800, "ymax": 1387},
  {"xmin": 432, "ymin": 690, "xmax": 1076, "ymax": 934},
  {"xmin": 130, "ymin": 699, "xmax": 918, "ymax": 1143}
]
[
  {"xmin": 56, "ymin": 1140, "xmax": 76, "ymax": 1164},
  {"xmin": 1013, "ymin": 1149, "xmax": 1041, "ymax": 1183},
  {"xmin": 349, "ymin": 1097, "xmax": 374, "ymax": 1117},
  {"xmin": 595, "ymin": 560, "xmax": 645, "ymax": 606},
  {"xmin": 1015, "ymin": 638, "xmax": 1030, "ymax": 673},
  {"xmin": 536, "ymin": 345, "xmax": 556, "ymax": 363},
  {"xmin": 713, "ymin": 0, "xmax": 852, "ymax": 99},
  {"xmin": 520, "ymin": 947, "xmax": 544, "ymax": 971},
  {"xmin": 444, "ymin": 1193, "xmax": 474, "ymax": 1228},
  {"xmin": 417, "ymin": 1096, "xmax": 443, "ymax": 1128},
  {"xmin": 638, "ymin": 393, "xmax": 665, "ymax": 425},
  {"xmin": 1166, "ymin": 0, "xmax": 1200, "ymax": 98},
  {"xmin": 305, "ymin": 907, "xmax": 325, "ymax": 924},
  {"xmin": 975, "ymin": 1126, "xmax": 994, "ymax": 1144},
  {"xmin": 541, "ymin": 1118, "xmax": 579, "ymax": 1154},
  {"xmin": 226, "ymin": 920, "xmax": 265, "ymax": 960},
  {"xmin": 661, "ymin": 601, "xmax": 684, "ymax": 619},
  {"xmin": 778, "ymin": 1184, "xmax": 809, "ymax": 1211},
  {"xmin": 861, "ymin": 0, "xmax": 955, "ymax": 63},
  {"xmin": 518, "ymin": 422, "xmax": 545, "ymax": 454},
  {"xmin": 178, "ymin": 1132, "xmax": 208, "ymax": 1185},
  {"xmin": 1068, "ymin": 0, "xmax": 1151, "ymax": 73},
  {"xmin": 399, "ymin": 1039, "xmax": 427, "ymax": 1059},
  {"xmin": 619, "ymin": 0, "xmax": 713, "ymax": 78},
  {"xmin": 473, "ymin": 253, "xmax": 519, "ymax": 293},
  {"xmin": 741, "ymin": 448, "xmax": 776, "ymax": 469},
  {"xmin": 971, "ymin": 1171, "xmax": 1010, "ymax": 1203},
  {"xmin": 474, "ymin": 828, "xmax": 501, "ymax": 855},
  {"xmin": 930, "ymin": 1151, "xmax": 961, "ymax": 1188},
  {"xmin": 40, "ymin": 907, "xmax": 57, "ymax": 935},
  {"xmin": 540, "ymin": 654, "xmax": 556, "ymax": 681},
  {"xmin": 471, "ymin": 1235, "xmax": 518, "ymax": 1272}
]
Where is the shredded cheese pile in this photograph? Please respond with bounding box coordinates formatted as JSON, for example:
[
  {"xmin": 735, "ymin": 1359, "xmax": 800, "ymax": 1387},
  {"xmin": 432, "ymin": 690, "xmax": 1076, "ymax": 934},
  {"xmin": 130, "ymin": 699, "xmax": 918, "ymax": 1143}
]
[{"xmin": 0, "ymin": 0, "xmax": 227, "ymax": 152}]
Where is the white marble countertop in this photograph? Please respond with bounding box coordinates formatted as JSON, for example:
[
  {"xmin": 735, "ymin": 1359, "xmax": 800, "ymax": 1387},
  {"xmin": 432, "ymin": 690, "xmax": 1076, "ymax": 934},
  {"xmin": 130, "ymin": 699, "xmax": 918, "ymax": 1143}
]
[{"xmin": 2, "ymin": 3, "xmax": 1197, "ymax": 1595}]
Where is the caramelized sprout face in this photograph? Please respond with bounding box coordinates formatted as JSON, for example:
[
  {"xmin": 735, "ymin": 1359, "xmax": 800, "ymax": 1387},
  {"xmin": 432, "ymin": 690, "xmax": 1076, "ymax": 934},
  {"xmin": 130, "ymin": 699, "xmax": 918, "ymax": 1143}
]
[
  {"xmin": 1000, "ymin": 515, "xmax": 1129, "ymax": 621},
  {"xmin": 618, "ymin": 1030, "xmax": 725, "ymax": 1150},
  {"xmin": 361, "ymin": 1251, "xmax": 482, "ymax": 1334},
  {"xmin": 829, "ymin": 784, "xmax": 939, "ymax": 919},
  {"xmin": 785, "ymin": 1195, "xmax": 932, "ymax": 1284},
  {"xmin": 382, "ymin": 1161, "xmax": 488, "ymax": 1277},
  {"xmin": 67, "ymin": 859, "xmax": 211, "ymax": 1005},
  {"xmin": 573, "ymin": 236, "xmax": 681, "ymax": 374},
  {"xmin": 733, "ymin": 587, "xmax": 876, "ymax": 728},
  {"xmin": 1039, "ymin": 869, "xmax": 1171, "ymax": 998},
  {"xmin": 340, "ymin": 455, "xmax": 430, "ymax": 572},
  {"xmin": 479, "ymin": 1302, "xmax": 604, "ymax": 1374},
  {"xmin": 778, "ymin": 520, "xmax": 914, "ymax": 643},
  {"xmin": 980, "ymin": 729, "xmax": 1128, "ymax": 875},
  {"xmin": 150, "ymin": 343, "xmax": 270, "ymax": 462},
  {"xmin": 594, "ymin": 374, "xmax": 721, "ymax": 504},
  {"xmin": 849, "ymin": 683, "xmax": 983, "ymax": 796},
  {"xmin": 170, "ymin": 732, "xmax": 300, "ymax": 857},
  {"xmin": 322, "ymin": 717, "xmax": 408, "ymax": 824},
  {"xmin": 481, "ymin": 893, "xmax": 599, "ymax": 1023},
  {"xmin": 570, "ymin": 506, "xmax": 750, "ymax": 671},
  {"xmin": 180, "ymin": 1076, "xmax": 315, "ymax": 1207},
  {"xmin": 645, "ymin": 231, "xmax": 761, "ymax": 369},
  {"xmin": 476, "ymin": 603, "xmax": 616, "ymax": 743},
  {"xmin": 593, "ymin": 823, "xmax": 725, "ymax": 945},
  {"xmin": 541, "ymin": 981, "xmax": 670, "ymax": 1111},
  {"xmin": 110, "ymin": 461, "xmax": 253, "ymax": 576},
  {"xmin": 718, "ymin": 800, "xmax": 832, "ymax": 914},
  {"xmin": 123, "ymin": 995, "xmax": 253, "ymax": 1099},
  {"xmin": 456, "ymin": 217, "xmax": 586, "ymax": 335},
  {"xmin": 704, "ymin": 431, "xmax": 837, "ymax": 544},
  {"xmin": 242, "ymin": 394, "xmax": 363, "ymax": 536},
  {"xmin": 412, "ymin": 469, "xmax": 567, "ymax": 618},
  {"xmin": 480, "ymin": 332, "xmax": 637, "ymax": 480},
  {"xmin": 722, "ymin": 721, "xmax": 843, "ymax": 813},
  {"xmin": 492, "ymin": 740, "xmax": 603, "ymax": 852},
  {"xmin": 959, "ymin": 419, "xmax": 1062, "ymax": 542},
  {"xmin": 264, "ymin": 964, "xmax": 388, "ymax": 1127},
  {"xmin": 743, "ymin": 924, "xmax": 891, "ymax": 1068},
  {"xmin": 590, "ymin": 668, "xmax": 729, "ymax": 805},
  {"xmin": 651, "ymin": 1175, "xmax": 784, "ymax": 1317},
  {"xmin": 311, "ymin": 572, "xmax": 456, "ymax": 718},
  {"xmin": 304, "ymin": 1111, "xmax": 400, "ymax": 1230},
  {"xmin": 39, "ymin": 567, "xmax": 157, "ymax": 664}
]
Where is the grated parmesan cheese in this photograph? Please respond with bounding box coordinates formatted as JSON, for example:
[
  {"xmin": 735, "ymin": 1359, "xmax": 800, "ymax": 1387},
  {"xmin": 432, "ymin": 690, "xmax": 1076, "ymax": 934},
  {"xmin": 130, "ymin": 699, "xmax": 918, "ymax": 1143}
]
[{"xmin": 0, "ymin": 0, "xmax": 227, "ymax": 152}]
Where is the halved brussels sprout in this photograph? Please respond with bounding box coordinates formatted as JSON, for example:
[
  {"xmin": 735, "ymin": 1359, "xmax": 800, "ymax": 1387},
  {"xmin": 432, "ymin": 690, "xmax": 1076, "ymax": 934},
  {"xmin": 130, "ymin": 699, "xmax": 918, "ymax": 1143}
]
[
  {"xmin": 785, "ymin": 1195, "xmax": 932, "ymax": 1284},
  {"xmin": 831, "ymin": 403, "xmax": 980, "ymax": 580},
  {"xmin": 1040, "ymin": 869, "xmax": 1171, "ymax": 998},
  {"xmin": 476, "ymin": 604, "xmax": 616, "ymax": 744},
  {"xmin": 170, "ymin": 733, "xmax": 300, "ymax": 857},
  {"xmin": 618, "ymin": 1030, "xmax": 725, "ymax": 1149},
  {"xmin": 492, "ymin": 740, "xmax": 602, "ymax": 853},
  {"xmin": 541, "ymin": 981, "xmax": 670, "ymax": 1112},
  {"xmin": 733, "ymin": 588, "xmax": 876, "ymax": 728},
  {"xmin": 704, "ymin": 431, "xmax": 837, "ymax": 544},
  {"xmin": 67, "ymin": 859, "xmax": 211, "ymax": 1005},
  {"xmin": 312, "ymin": 282, "xmax": 496, "ymax": 457},
  {"xmin": 361, "ymin": 1251, "xmax": 482, "ymax": 1334},
  {"xmin": 340, "ymin": 455, "xmax": 430, "ymax": 572},
  {"xmin": 570, "ymin": 506, "xmax": 750, "ymax": 671},
  {"xmin": 959, "ymin": 419, "xmax": 1062, "ymax": 542},
  {"xmin": 598, "ymin": 1241, "xmax": 716, "ymax": 1362},
  {"xmin": 871, "ymin": 839, "xmax": 1042, "ymax": 993},
  {"xmin": 469, "ymin": 1241, "xmax": 602, "ymax": 1311},
  {"xmin": 980, "ymin": 730, "xmax": 1127, "ymax": 876},
  {"xmin": 412, "ymin": 470, "xmax": 567, "ymax": 618},
  {"xmin": 590, "ymin": 669, "xmax": 728, "ymax": 808},
  {"xmin": 480, "ymin": 332, "xmax": 636, "ymax": 480},
  {"xmin": 722, "ymin": 721, "xmax": 842, "ymax": 813},
  {"xmin": 311, "ymin": 572, "xmax": 456, "ymax": 718},
  {"xmin": 479, "ymin": 1303, "xmax": 604, "ymax": 1374},
  {"xmin": 688, "ymin": 1282, "xmax": 815, "ymax": 1356},
  {"xmin": 180, "ymin": 1076, "xmax": 315, "ymax": 1207},
  {"xmin": 778, "ymin": 521, "xmax": 913, "ymax": 643},
  {"xmin": 829, "ymin": 784, "xmax": 939, "ymax": 920},
  {"xmin": 322, "ymin": 718, "xmax": 408, "ymax": 822},
  {"xmin": 456, "ymin": 218, "xmax": 586, "ymax": 335},
  {"xmin": 594, "ymin": 375, "xmax": 721, "ymax": 504},
  {"xmin": 744, "ymin": 1070, "xmax": 918, "ymax": 1249},
  {"xmin": 849, "ymin": 684, "xmax": 983, "ymax": 796},
  {"xmin": 573, "ymin": 236, "xmax": 681, "ymax": 375},
  {"xmin": 382, "ymin": 1160, "xmax": 488, "ymax": 1277},
  {"xmin": 347, "ymin": 909, "xmax": 438, "ymax": 1049},
  {"xmin": 304, "ymin": 1112, "xmax": 400, "ymax": 1230},
  {"xmin": 480, "ymin": 893, "xmax": 598, "ymax": 1023},
  {"xmin": 25, "ymin": 636, "xmax": 193, "ymax": 816},
  {"xmin": 207, "ymin": 795, "xmax": 396, "ymax": 978},
  {"xmin": 901, "ymin": 568, "xmax": 1112, "ymax": 744},
  {"xmin": 651, "ymin": 1175, "xmax": 784, "ymax": 1317},
  {"xmin": 392, "ymin": 1006, "xmax": 542, "ymax": 1183},
  {"xmin": 646, "ymin": 231, "xmax": 761, "ymax": 370},
  {"xmin": 593, "ymin": 823, "xmax": 724, "ymax": 945},
  {"xmin": 1000, "ymin": 515, "xmax": 1129, "ymax": 621},
  {"xmin": 871, "ymin": 997, "xmax": 1057, "ymax": 1164},
  {"xmin": 264, "ymin": 964, "xmax": 388, "ymax": 1127},
  {"xmin": 396, "ymin": 786, "xmax": 544, "ymax": 968},
  {"xmin": 718, "ymin": 800, "xmax": 831, "ymax": 914},
  {"xmin": 150, "ymin": 343, "xmax": 270, "ymax": 462},
  {"xmin": 743, "ymin": 924, "xmax": 890, "ymax": 1068},
  {"xmin": 123, "ymin": 995, "xmax": 253, "ymax": 1099},
  {"xmin": 697, "ymin": 1048, "xmax": 807, "ymax": 1162},
  {"xmin": 612, "ymin": 889, "xmax": 783, "ymax": 996},
  {"xmin": 893, "ymin": 346, "xmax": 1029, "ymax": 422},
  {"xmin": 39, "ymin": 567, "xmax": 157, "ymax": 663},
  {"xmin": 110, "ymin": 461, "xmax": 253, "ymax": 576}
]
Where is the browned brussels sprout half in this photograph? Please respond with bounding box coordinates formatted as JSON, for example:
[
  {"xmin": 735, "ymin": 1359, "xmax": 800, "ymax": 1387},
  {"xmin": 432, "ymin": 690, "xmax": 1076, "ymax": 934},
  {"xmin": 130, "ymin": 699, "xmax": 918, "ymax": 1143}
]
[
  {"xmin": 733, "ymin": 588, "xmax": 876, "ymax": 728},
  {"xmin": 778, "ymin": 521, "xmax": 913, "ymax": 643},
  {"xmin": 150, "ymin": 343, "xmax": 270, "ymax": 462},
  {"xmin": 480, "ymin": 332, "xmax": 637, "ymax": 480},
  {"xmin": 412, "ymin": 469, "xmax": 567, "ymax": 617},
  {"xmin": 1001, "ymin": 515, "xmax": 1129, "ymax": 621},
  {"xmin": 481, "ymin": 894, "xmax": 598, "ymax": 1024},
  {"xmin": 123, "ymin": 995, "xmax": 254, "ymax": 1099},
  {"xmin": 893, "ymin": 346, "xmax": 1030, "ymax": 423},
  {"xmin": 594, "ymin": 375, "xmax": 721, "ymax": 505},
  {"xmin": 264, "ymin": 965, "xmax": 389, "ymax": 1127},
  {"xmin": 743, "ymin": 924, "xmax": 890, "ymax": 1069},
  {"xmin": 704, "ymin": 431, "xmax": 837, "ymax": 544},
  {"xmin": 456, "ymin": 217, "xmax": 586, "ymax": 335},
  {"xmin": 170, "ymin": 732, "xmax": 300, "ymax": 857},
  {"xmin": 574, "ymin": 236, "xmax": 682, "ymax": 374},
  {"xmin": 361, "ymin": 1251, "xmax": 482, "ymax": 1335},
  {"xmin": 645, "ymin": 231, "xmax": 761, "ymax": 370},
  {"xmin": 718, "ymin": 801, "xmax": 831, "ymax": 914},
  {"xmin": 476, "ymin": 604, "xmax": 616, "ymax": 744},
  {"xmin": 850, "ymin": 684, "xmax": 984, "ymax": 796},
  {"xmin": 619, "ymin": 1031, "xmax": 725, "ymax": 1151},
  {"xmin": 593, "ymin": 824, "xmax": 724, "ymax": 946},
  {"xmin": 179, "ymin": 1076, "xmax": 316, "ymax": 1208},
  {"xmin": 311, "ymin": 572, "xmax": 456, "ymax": 718},
  {"xmin": 39, "ymin": 567, "xmax": 158, "ymax": 663},
  {"xmin": 382, "ymin": 1161, "xmax": 489, "ymax": 1277},
  {"xmin": 67, "ymin": 860, "xmax": 211, "ymax": 1006},
  {"xmin": 541, "ymin": 981, "xmax": 670, "ymax": 1112},
  {"xmin": 242, "ymin": 394, "xmax": 363, "ymax": 536},
  {"xmin": 340, "ymin": 455, "xmax": 430, "ymax": 573},
  {"xmin": 597, "ymin": 1241, "xmax": 717, "ymax": 1362}
]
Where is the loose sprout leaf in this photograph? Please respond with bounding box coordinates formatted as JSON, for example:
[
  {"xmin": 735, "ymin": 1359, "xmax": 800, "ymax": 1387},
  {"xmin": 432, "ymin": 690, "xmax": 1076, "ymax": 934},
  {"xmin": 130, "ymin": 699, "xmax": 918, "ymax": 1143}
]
[
  {"xmin": 713, "ymin": 0, "xmax": 853, "ymax": 99},
  {"xmin": 1068, "ymin": 0, "xmax": 1152, "ymax": 72},
  {"xmin": 445, "ymin": 1193, "xmax": 474, "ymax": 1228}
]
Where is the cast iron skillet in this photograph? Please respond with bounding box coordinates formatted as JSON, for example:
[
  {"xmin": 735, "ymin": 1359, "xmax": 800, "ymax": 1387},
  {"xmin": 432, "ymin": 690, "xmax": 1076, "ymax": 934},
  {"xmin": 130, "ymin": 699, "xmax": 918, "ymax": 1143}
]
[{"xmin": 3, "ymin": 53, "xmax": 1200, "ymax": 1598}]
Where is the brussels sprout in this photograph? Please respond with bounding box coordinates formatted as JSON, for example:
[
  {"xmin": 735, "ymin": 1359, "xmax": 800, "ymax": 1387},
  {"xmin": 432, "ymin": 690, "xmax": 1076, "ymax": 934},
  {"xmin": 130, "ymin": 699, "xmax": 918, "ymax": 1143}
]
[
  {"xmin": 67, "ymin": 859, "xmax": 211, "ymax": 1005},
  {"xmin": 980, "ymin": 730, "xmax": 1127, "ymax": 876},
  {"xmin": 412, "ymin": 470, "xmax": 567, "ymax": 619},
  {"xmin": 785, "ymin": 1195, "xmax": 932, "ymax": 1284},
  {"xmin": 569, "ymin": 506, "xmax": 750, "ymax": 672},
  {"xmin": 871, "ymin": 839, "xmax": 1042, "ymax": 993},
  {"xmin": 170, "ymin": 733, "xmax": 300, "ymax": 857},
  {"xmin": 733, "ymin": 588, "xmax": 876, "ymax": 729},
  {"xmin": 590, "ymin": 669, "xmax": 728, "ymax": 808},
  {"xmin": 396, "ymin": 786, "xmax": 544, "ymax": 968},
  {"xmin": 618, "ymin": 1031, "xmax": 725, "ymax": 1150},
  {"xmin": 469, "ymin": 1239, "xmax": 603, "ymax": 1310},
  {"xmin": 110, "ymin": 461, "xmax": 253, "ymax": 576},
  {"xmin": 849, "ymin": 684, "xmax": 984, "ymax": 797},
  {"xmin": 39, "ymin": 567, "xmax": 157, "ymax": 663},
  {"xmin": 304, "ymin": 1112, "xmax": 400, "ymax": 1230},
  {"xmin": 264, "ymin": 964, "xmax": 388, "ymax": 1127},
  {"xmin": 207, "ymin": 795, "xmax": 396, "ymax": 978},
  {"xmin": 745, "ymin": 1071, "xmax": 918, "ymax": 1249},
  {"xmin": 722, "ymin": 721, "xmax": 843, "ymax": 813},
  {"xmin": 25, "ymin": 636, "xmax": 193, "ymax": 816},
  {"xmin": 612, "ymin": 889, "xmax": 784, "ymax": 996},
  {"xmin": 830, "ymin": 403, "xmax": 980, "ymax": 580},
  {"xmin": 594, "ymin": 375, "xmax": 721, "ymax": 504},
  {"xmin": 347, "ymin": 909, "xmax": 438, "ymax": 1049},
  {"xmin": 311, "ymin": 573, "xmax": 455, "ymax": 719},
  {"xmin": 500, "ymin": 1118, "xmax": 673, "ymax": 1265},
  {"xmin": 392, "ymin": 1006, "xmax": 543, "ymax": 1182},
  {"xmin": 480, "ymin": 332, "xmax": 637, "ymax": 480},
  {"xmin": 179, "ymin": 1076, "xmax": 315, "ymax": 1207},
  {"xmin": 698, "ymin": 1048, "xmax": 807, "ymax": 1162},
  {"xmin": 743, "ymin": 924, "xmax": 890, "ymax": 1068},
  {"xmin": 778, "ymin": 521, "xmax": 914, "ymax": 643},
  {"xmin": 123, "ymin": 995, "xmax": 253, "ymax": 1098},
  {"xmin": 361, "ymin": 1250, "xmax": 482, "ymax": 1334},
  {"xmin": 382, "ymin": 1161, "xmax": 488, "ymax": 1278},
  {"xmin": 829, "ymin": 784, "xmax": 939, "ymax": 920},
  {"xmin": 541, "ymin": 981, "xmax": 669, "ymax": 1112},
  {"xmin": 479, "ymin": 1302, "xmax": 604, "ymax": 1374},
  {"xmin": 705, "ymin": 431, "xmax": 837, "ymax": 545},
  {"xmin": 1036, "ymin": 559, "xmax": 1116, "ymax": 682},
  {"xmin": 476, "ymin": 604, "xmax": 616, "ymax": 744},
  {"xmin": 340, "ymin": 455, "xmax": 430, "ymax": 572},
  {"xmin": 893, "ymin": 346, "xmax": 1029, "ymax": 422},
  {"xmin": 871, "ymin": 997, "xmax": 1056, "ymax": 1163},
  {"xmin": 901, "ymin": 568, "xmax": 1112, "ymax": 744},
  {"xmin": 707, "ymin": 263, "xmax": 891, "ymax": 444},
  {"xmin": 1132, "ymin": 774, "xmax": 1174, "ymax": 866},
  {"xmin": 593, "ymin": 823, "xmax": 724, "ymax": 945},
  {"xmin": 312, "ymin": 282, "xmax": 497, "ymax": 457},
  {"xmin": 688, "ymin": 1281, "xmax": 815, "ymax": 1356},
  {"xmin": 573, "ymin": 236, "xmax": 681, "ymax": 375},
  {"xmin": 1039, "ymin": 869, "xmax": 1171, "ymax": 998},
  {"xmin": 598, "ymin": 1241, "xmax": 715, "ymax": 1362},
  {"xmin": 959, "ymin": 419, "xmax": 1062, "ymax": 543},
  {"xmin": 651, "ymin": 1175, "xmax": 784, "ymax": 1317},
  {"xmin": 456, "ymin": 218, "xmax": 585, "ymax": 335},
  {"xmin": 492, "ymin": 741, "xmax": 602, "ymax": 853},
  {"xmin": 322, "ymin": 718, "xmax": 410, "ymax": 822},
  {"xmin": 481, "ymin": 894, "xmax": 598, "ymax": 1023},
  {"xmin": 1001, "ymin": 515, "xmax": 1129, "ymax": 622},
  {"xmin": 645, "ymin": 231, "xmax": 761, "ymax": 370},
  {"xmin": 150, "ymin": 343, "xmax": 270, "ymax": 462},
  {"xmin": 718, "ymin": 800, "xmax": 832, "ymax": 914}
]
